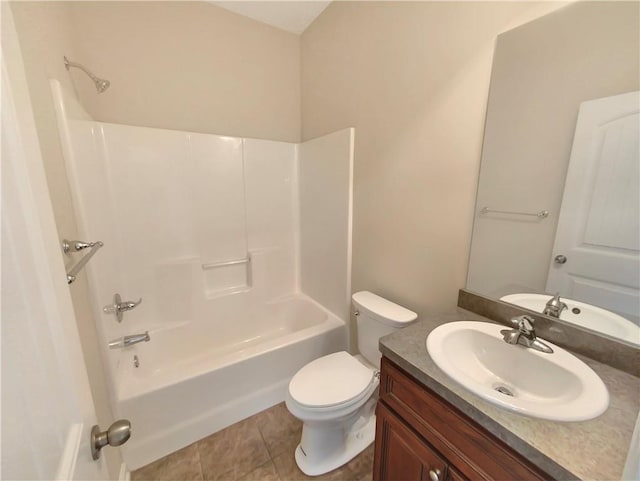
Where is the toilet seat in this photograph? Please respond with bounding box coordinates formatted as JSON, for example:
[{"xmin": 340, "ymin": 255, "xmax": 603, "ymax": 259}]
[{"xmin": 288, "ymin": 351, "xmax": 375, "ymax": 409}]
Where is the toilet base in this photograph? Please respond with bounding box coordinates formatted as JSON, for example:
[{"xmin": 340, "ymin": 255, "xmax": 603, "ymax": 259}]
[{"xmin": 294, "ymin": 412, "xmax": 376, "ymax": 476}]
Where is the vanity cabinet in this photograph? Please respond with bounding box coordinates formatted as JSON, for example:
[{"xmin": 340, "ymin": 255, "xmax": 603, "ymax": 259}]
[{"xmin": 373, "ymin": 358, "xmax": 552, "ymax": 481}]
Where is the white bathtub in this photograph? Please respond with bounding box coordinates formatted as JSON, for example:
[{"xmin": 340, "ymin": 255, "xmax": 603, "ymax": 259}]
[{"xmin": 115, "ymin": 294, "xmax": 347, "ymax": 469}]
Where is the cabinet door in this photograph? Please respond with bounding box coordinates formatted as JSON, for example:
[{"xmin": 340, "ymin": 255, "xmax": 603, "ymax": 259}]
[
  {"xmin": 446, "ymin": 467, "xmax": 469, "ymax": 481},
  {"xmin": 374, "ymin": 403, "xmax": 447, "ymax": 481},
  {"xmin": 379, "ymin": 358, "xmax": 551, "ymax": 481}
]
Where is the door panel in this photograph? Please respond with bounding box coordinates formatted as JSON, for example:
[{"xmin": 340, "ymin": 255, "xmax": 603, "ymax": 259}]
[
  {"xmin": 1, "ymin": 5, "xmax": 110, "ymax": 479},
  {"xmin": 547, "ymin": 91, "xmax": 640, "ymax": 322}
]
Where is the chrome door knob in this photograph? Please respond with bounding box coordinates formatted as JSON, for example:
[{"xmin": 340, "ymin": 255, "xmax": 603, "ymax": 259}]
[
  {"xmin": 428, "ymin": 468, "xmax": 442, "ymax": 481},
  {"xmin": 91, "ymin": 419, "xmax": 131, "ymax": 460},
  {"xmin": 554, "ymin": 254, "xmax": 567, "ymax": 264}
]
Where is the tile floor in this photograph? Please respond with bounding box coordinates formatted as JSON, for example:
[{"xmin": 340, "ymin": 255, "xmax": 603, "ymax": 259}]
[{"xmin": 131, "ymin": 402, "xmax": 374, "ymax": 481}]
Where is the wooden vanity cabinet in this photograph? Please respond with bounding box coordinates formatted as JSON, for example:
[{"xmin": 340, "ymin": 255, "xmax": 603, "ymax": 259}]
[{"xmin": 373, "ymin": 358, "xmax": 552, "ymax": 481}]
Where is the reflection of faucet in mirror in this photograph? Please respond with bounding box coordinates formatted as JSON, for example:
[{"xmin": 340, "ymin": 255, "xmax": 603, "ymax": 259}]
[
  {"xmin": 465, "ymin": 1, "xmax": 640, "ymax": 344},
  {"xmin": 543, "ymin": 293, "xmax": 567, "ymax": 319}
]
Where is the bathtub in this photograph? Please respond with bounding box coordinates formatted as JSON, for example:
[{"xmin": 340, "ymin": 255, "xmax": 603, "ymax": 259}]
[{"xmin": 115, "ymin": 294, "xmax": 347, "ymax": 469}]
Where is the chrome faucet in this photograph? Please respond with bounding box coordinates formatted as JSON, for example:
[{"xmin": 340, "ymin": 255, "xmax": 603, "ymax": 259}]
[
  {"xmin": 543, "ymin": 293, "xmax": 567, "ymax": 318},
  {"xmin": 103, "ymin": 293, "xmax": 142, "ymax": 323},
  {"xmin": 109, "ymin": 331, "xmax": 150, "ymax": 349},
  {"xmin": 500, "ymin": 315, "xmax": 553, "ymax": 353}
]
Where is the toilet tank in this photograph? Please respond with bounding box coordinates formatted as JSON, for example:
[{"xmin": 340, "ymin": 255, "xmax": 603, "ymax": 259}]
[{"xmin": 352, "ymin": 291, "xmax": 417, "ymax": 367}]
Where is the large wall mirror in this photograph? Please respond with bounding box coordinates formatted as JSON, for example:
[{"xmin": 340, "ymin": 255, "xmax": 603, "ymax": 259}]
[{"xmin": 467, "ymin": 1, "xmax": 640, "ymax": 345}]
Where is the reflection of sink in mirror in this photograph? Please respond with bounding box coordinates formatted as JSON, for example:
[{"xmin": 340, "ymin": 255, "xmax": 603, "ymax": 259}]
[
  {"xmin": 426, "ymin": 321, "xmax": 609, "ymax": 421},
  {"xmin": 501, "ymin": 293, "xmax": 640, "ymax": 345}
]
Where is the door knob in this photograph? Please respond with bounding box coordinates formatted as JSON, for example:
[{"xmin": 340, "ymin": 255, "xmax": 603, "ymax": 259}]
[
  {"xmin": 554, "ymin": 254, "xmax": 567, "ymax": 264},
  {"xmin": 91, "ymin": 419, "xmax": 131, "ymax": 460}
]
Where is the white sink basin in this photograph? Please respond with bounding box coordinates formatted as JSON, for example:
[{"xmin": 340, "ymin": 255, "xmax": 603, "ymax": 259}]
[
  {"xmin": 426, "ymin": 321, "xmax": 609, "ymax": 421},
  {"xmin": 500, "ymin": 293, "xmax": 640, "ymax": 345}
]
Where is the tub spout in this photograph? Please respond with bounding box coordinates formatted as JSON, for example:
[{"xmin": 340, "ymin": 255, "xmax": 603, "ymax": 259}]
[{"xmin": 109, "ymin": 331, "xmax": 150, "ymax": 349}]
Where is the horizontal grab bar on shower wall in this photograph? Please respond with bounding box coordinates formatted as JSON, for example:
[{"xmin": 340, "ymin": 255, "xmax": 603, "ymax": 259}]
[
  {"xmin": 480, "ymin": 206, "xmax": 549, "ymax": 219},
  {"xmin": 63, "ymin": 238, "xmax": 104, "ymax": 284},
  {"xmin": 202, "ymin": 254, "xmax": 251, "ymax": 270}
]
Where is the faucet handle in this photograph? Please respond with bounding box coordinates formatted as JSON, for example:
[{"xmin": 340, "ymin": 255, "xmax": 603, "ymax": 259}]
[
  {"xmin": 511, "ymin": 315, "xmax": 535, "ymax": 333},
  {"xmin": 120, "ymin": 298, "xmax": 142, "ymax": 311},
  {"xmin": 549, "ymin": 292, "xmax": 568, "ymax": 309},
  {"xmin": 103, "ymin": 293, "xmax": 142, "ymax": 323}
]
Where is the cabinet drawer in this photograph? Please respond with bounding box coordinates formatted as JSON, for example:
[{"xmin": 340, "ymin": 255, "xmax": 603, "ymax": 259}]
[{"xmin": 379, "ymin": 358, "xmax": 550, "ymax": 481}]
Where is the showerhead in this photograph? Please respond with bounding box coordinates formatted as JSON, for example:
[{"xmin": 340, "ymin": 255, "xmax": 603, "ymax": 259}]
[
  {"xmin": 64, "ymin": 56, "xmax": 111, "ymax": 94},
  {"xmin": 94, "ymin": 78, "xmax": 111, "ymax": 93}
]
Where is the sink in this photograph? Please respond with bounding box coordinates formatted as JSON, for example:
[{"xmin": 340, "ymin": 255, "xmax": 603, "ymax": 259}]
[
  {"xmin": 426, "ymin": 321, "xmax": 609, "ymax": 421},
  {"xmin": 500, "ymin": 293, "xmax": 640, "ymax": 345}
]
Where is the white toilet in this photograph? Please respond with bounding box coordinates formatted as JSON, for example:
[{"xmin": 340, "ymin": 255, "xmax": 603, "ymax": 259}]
[{"xmin": 285, "ymin": 291, "xmax": 417, "ymax": 476}]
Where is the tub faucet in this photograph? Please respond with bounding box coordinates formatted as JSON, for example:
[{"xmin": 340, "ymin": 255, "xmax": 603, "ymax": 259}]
[
  {"xmin": 543, "ymin": 293, "xmax": 568, "ymax": 318},
  {"xmin": 500, "ymin": 315, "xmax": 553, "ymax": 354},
  {"xmin": 109, "ymin": 331, "xmax": 150, "ymax": 349}
]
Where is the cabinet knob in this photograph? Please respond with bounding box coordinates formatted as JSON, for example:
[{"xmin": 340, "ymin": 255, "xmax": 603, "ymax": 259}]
[{"xmin": 429, "ymin": 468, "xmax": 442, "ymax": 481}]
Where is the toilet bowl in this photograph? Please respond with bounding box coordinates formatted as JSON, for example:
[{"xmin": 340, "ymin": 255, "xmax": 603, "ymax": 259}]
[
  {"xmin": 285, "ymin": 291, "xmax": 417, "ymax": 476},
  {"xmin": 285, "ymin": 351, "xmax": 379, "ymax": 476}
]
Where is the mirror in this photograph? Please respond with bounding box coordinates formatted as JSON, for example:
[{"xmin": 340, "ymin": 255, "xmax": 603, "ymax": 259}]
[{"xmin": 467, "ymin": 1, "xmax": 640, "ymax": 344}]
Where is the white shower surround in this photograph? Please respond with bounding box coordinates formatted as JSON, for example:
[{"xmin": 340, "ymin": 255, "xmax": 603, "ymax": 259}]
[{"xmin": 51, "ymin": 80, "xmax": 353, "ymax": 469}]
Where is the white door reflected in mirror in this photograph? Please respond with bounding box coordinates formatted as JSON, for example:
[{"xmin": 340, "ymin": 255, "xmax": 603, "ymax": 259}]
[{"xmin": 546, "ymin": 91, "xmax": 640, "ymax": 326}]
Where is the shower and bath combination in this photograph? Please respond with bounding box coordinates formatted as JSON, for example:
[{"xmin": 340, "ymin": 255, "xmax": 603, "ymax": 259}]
[
  {"xmin": 63, "ymin": 56, "xmax": 110, "ymax": 93},
  {"xmin": 49, "ymin": 75, "xmax": 354, "ymax": 468}
]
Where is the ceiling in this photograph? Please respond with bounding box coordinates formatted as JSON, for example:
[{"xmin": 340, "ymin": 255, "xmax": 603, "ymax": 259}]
[{"xmin": 211, "ymin": 1, "xmax": 331, "ymax": 34}]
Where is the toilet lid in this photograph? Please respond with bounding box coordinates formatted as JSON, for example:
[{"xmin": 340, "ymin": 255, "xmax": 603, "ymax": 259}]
[{"xmin": 289, "ymin": 351, "xmax": 374, "ymax": 408}]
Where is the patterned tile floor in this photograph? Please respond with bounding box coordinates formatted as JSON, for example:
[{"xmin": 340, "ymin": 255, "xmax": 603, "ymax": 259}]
[{"xmin": 132, "ymin": 402, "xmax": 374, "ymax": 481}]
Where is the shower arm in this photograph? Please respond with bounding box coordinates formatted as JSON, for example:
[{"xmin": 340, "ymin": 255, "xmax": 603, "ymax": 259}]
[{"xmin": 64, "ymin": 56, "xmax": 100, "ymax": 82}]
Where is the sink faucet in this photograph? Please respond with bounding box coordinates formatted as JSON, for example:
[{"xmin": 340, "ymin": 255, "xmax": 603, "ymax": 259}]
[
  {"xmin": 501, "ymin": 316, "xmax": 553, "ymax": 354},
  {"xmin": 543, "ymin": 293, "xmax": 567, "ymax": 318},
  {"xmin": 109, "ymin": 331, "xmax": 150, "ymax": 349}
]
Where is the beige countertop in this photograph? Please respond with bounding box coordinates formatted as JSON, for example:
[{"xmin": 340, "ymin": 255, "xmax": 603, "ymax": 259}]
[{"xmin": 378, "ymin": 309, "xmax": 640, "ymax": 481}]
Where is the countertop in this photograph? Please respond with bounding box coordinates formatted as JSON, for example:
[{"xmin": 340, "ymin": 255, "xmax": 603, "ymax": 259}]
[{"xmin": 378, "ymin": 309, "xmax": 640, "ymax": 481}]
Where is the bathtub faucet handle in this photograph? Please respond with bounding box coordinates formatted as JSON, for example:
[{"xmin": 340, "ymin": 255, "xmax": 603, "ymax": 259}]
[
  {"xmin": 121, "ymin": 298, "xmax": 142, "ymax": 311},
  {"xmin": 103, "ymin": 293, "xmax": 142, "ymax": 322}
]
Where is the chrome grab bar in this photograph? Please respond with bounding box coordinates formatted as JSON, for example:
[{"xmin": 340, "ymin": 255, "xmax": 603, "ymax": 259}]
[
  {"xmin": 202, "ymin": 254, "xmax": 251, "ymax": 270},
  {"xmin": 63, "ymin": 238, "xmax": 104, "ymax": 284},
  {"xmin": 480, "ymin": 206, "xmax": 549, "ymax": 219}
]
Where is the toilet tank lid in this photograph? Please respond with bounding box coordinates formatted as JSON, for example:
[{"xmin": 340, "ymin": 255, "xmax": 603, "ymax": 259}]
[{"xmin": 352, "ymin": 291, "xmax": 417, "ymax": 326}]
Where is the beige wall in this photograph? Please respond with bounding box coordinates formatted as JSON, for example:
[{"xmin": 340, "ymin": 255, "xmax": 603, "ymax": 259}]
[
  {"xmin": 301, "ymin": 2, "xmax": 564, "ymax": 329},
  {"xmin": 69, "ymin": 1, "xmax": 301, "ymax": 142},
  {"xmin": 9, "ymin": 2, "xmax": 121, "ymax": 478},
  {"xmin": 468, "ymin": 1, "xmax": 640, "ymax": 299}
]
